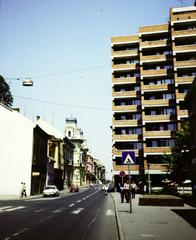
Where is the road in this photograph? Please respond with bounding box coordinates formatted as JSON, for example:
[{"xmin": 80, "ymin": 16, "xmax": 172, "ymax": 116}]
[{"xmin": 0, "ymin": 186, "xmax": 119, "ymax": 240}]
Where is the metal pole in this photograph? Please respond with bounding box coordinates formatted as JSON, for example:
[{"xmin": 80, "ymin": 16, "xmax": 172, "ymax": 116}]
[{"xmin": 128, "ymin": 164, "xmax": 132, "ymax": 213}]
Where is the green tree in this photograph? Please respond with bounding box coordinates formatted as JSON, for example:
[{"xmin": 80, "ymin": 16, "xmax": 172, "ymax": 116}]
[
  {"xmin": 162, "ymin": 120, "xmax": 191, "ymax": 184},
  {"xmin": 0, "ymin": 75, "xmax": 13, "ymax": 107}
]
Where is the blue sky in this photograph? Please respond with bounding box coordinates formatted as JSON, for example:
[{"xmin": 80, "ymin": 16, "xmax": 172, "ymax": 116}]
[{"xmin": 0, "ymin": 0, "xmax": 194, "ymax": 179}]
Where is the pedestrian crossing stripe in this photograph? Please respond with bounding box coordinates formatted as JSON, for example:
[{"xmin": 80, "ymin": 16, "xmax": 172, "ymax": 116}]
[{"xmin": 124, "ymin": 154, "xmax": 135, "ymax": 164}]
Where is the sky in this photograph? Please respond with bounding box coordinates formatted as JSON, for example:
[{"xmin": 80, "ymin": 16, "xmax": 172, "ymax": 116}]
[{"xmin": 0, "ymin": 0, "xmax": 194, "ymax": 179}]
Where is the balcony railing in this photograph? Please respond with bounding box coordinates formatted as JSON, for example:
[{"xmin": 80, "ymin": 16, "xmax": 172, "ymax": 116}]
[
  {"xmin": 112, "ymin": 148, "xmax": 139, "ymax": 156},
  {"xmin": 142, "ymin": 98, "xmax": 171, "ymax": 107},
  {"xmin": 112, "ymin": 104, "xmax": 138, "ymax": 112},
  {"xmin": 111, "ymin": 49, "xmax": 138, "ymax": 58},
  {"xmin": 173, "ymin": 44, "xmax": 196, "ymax": 53},
  {"xmin": 172, "ymin": 29, "xmax": 196, "ymax": 38},
  {"xmin": 174, "ymin": 60, "xmax": 196, "ymax": 69},
  {"xmin": 175, "ymin": 76, "xmax": 195, "ymax": 84},
  {"xmin": 142, "ymin": 114, "xmax": 175, "ymax": 122},
  {"xmin": 140, "ymin": 39, "xmax": 169, "ymax": 49},
  {"xmin": 141, "ymin": 83, "xmax": 170, "ymax": 92},
  {"xmin": 143, "ymin": 130, "xmax": 171, "ymax": 138},
  {"xmin": 112, "ymin": 77, "xmax": 137, "ymax": 85},
  {"xmin": 113, "ymin": 165, "xmax": 139, "ymax": 172},
  {"xmin": 112, "ymin": 133, "xmax": 139, "ymax": 141},
  {"xmin": 141, "ymin": 69, "xmax": 168, "ymax": 77},
  {"xmin": 112, "ymin": 63, "xmax": 138, "ymax": 71},
  {"xmin": 112, "ymin": 90, "xmax": 137, "ymax": 98},
  {"xmin": 144, "ymin": 146, "xmax": 171, "ymax": 154},
  {"xmin": 112, "ymin": 119, "xmax": 139, "ymax": 126}
]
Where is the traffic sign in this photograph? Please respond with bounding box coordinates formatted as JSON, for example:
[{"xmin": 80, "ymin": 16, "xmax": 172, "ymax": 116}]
[
  {"xmin": 119, "ymin": 170, "xmax": 126, "ymax": 178},
  {"xmin": 122, "ymin": 151, "xmax": 136, "ymax": 165}
]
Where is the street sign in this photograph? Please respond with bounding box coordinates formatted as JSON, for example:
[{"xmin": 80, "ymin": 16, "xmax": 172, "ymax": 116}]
[
  {"xmin": 122, "ymin": 151, "xmax": 136, "ymax": 165},
  {"xmin": 119, "ymin": 170, "xmax": 126, "ymax": 178}
]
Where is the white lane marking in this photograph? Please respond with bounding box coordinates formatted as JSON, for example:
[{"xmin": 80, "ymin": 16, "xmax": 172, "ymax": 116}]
[
  {"xmin": 106, "ymin": 209, "xmax": 114, "ymax": 216},
  {"xmin": 4, "ymin": 227, "xmax": 28, "ymax": 240},
  {"xmin": 141, "ymin": 233, "xmax": 155, "ymax": 238},
  {"xmin": 0, "ymin": 206, "xmax": 13, "ymax": 212},
  {"xmin": 52, "ymin": 208, "xmax": 64, "ymax": 213},
  {"xmin": 34, "ymin": 209, "xmax": 44, "ymax": 212},
  {"xmin": 83, "ymin": 197, "xmax": 86, "ymax": 200},
  {"xmin": 68, "ymin": 203, "xmax": 75, "ymax": 207},
  {"xmin": 77, "ymin": 200, "xmax": 81, "ymax": 203},
  {"xmin": 5, "ymin": 206, "xmax": 26, "ymax": 212},
  {"xmin": 70, "ymin": 208, "xmax": 84, "ymax": 215}
]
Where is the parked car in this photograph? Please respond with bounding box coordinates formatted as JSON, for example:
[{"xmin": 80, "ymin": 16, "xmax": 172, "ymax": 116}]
[
  {"xmin": 70, "ymin": 184, "xmax": 79, "ymax": 192},
  {"xmin": 43, "ymin": 185, "xmax": 60, "ymax": 197}
]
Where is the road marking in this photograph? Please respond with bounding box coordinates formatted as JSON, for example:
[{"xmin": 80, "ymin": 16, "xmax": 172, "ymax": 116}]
[
  {"xmin": 4, "ymin": 206, "xmax": 26, "ymax": 212},
  {"xmin": 83, "ymin": 197, "xmax": 86, "ymax": 200},
  {"xmin": 77, "ymin": 200, "xmax": 81, "ymax": 203},
  {"xmin": 70, "ymin": 208, "xmax": 84, "ymax": 214},
  {"xmin": 0, "ymin": 206, "xmax": 13, "ymax": 212},
  {"xmin": 3, "ymin": 227, "xmax": 28, "ymax": 240},
  {"xmin": 141, "ymin": 233, "xmax": 155, "ymax": 238},
  {"xmin": 106, "ymin": 209, "xmax": 114, "ymax": 216},
  {"xmin": 35, "ymin": 208, "xmax": 44, "ymax": 212},
  {"xmin": 68, "ymin": 203, "xmax": 75, "ymax": 207}
]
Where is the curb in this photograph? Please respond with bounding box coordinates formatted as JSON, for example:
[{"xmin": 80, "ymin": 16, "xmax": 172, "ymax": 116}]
[{"xmin": 110, "ymin": 193, "xmax": 125, "ymax": 240}]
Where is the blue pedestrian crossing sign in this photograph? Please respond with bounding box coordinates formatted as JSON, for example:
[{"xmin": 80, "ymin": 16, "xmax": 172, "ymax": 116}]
[{"xmin": 122, "ymin": 151, "xmax": 136, "ymax": 165}]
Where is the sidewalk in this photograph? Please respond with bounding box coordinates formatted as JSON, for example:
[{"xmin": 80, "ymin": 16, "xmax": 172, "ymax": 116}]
[{"xmin": 111, "ymin": 192, "xmax": 196, "ymax": 240}]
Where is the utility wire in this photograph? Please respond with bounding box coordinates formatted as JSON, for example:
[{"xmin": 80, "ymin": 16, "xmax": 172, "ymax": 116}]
[
  {"xmin": 8, "ymin": 64, "xmax": 110, "ymax": 80},
  {"xmin": 14, "ymin": 95, "xmax": 111, "ymax": 111}
]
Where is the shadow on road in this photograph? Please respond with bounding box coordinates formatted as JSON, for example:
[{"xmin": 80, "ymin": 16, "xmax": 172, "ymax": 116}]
[{"xmin": 172, "ymin": 209, "xmax": 196, "ymax": 228}]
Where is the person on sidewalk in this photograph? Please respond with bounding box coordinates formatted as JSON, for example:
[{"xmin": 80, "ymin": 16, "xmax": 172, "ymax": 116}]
[
  {"xmin": 119, "ymin": 184, "xmax": 125, "ymax": 203},
  {"xmin": 131, "ymin": 181, "xmax": 137, "ymax": 199},
  {"xmin": 20, "ymin": 182, "xmax": 27, "ymax": 198},
  {"xmin": 124, "ymin": 181, "xmax": 130, "ymax": 203}
]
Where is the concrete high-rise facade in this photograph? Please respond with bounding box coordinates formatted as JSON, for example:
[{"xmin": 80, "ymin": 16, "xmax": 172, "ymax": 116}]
[{"xmin": 111, "ymin": 5, "xmax": 196, "ymax": 186}]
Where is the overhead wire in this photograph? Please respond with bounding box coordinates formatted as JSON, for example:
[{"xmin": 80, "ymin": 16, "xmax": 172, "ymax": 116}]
[{"xmin": 14, "ymin": 95, "xmax": 111, "ymax": 111}]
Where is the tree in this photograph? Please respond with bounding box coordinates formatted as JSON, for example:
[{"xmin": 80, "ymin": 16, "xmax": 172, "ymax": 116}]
[
  {"xmin": 0, "ymin": 75, "xmax": 13, "ymax": 107},
  {"xmin": 162, "ymin": 120, "xmax": 191, "ymax": 184}
]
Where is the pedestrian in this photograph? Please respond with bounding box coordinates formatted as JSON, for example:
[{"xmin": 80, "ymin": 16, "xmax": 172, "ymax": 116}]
[
  {"xmin": 131, "ymin": 181, "xmax": 137, "ymax": 199},
  {"xmin": 20, "ymin": 182, "xmax": 27, "ymax": 198},
  {"xmin": 124, "ymin": 181, "xmax": 130, "ymax": 203},
  {"xmin": 119, "ymin": 184, "xmax": 125, "ymax": 203}
]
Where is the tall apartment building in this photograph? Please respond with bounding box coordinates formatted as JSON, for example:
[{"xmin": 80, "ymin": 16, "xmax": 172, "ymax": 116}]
[{"xmin": 111, "ymin": 5, "xmax": 196, "ymax": 187}]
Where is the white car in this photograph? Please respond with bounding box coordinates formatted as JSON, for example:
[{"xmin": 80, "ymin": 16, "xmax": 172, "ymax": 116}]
[{"xmin": 43, "ymin": 185, "xmax": 60, "ymax": 197}]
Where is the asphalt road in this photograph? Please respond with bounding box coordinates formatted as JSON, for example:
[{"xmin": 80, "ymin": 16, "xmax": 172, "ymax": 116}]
[{"xmin": 0, "ymin": 186, "xmax": 119, "ymax": 240}]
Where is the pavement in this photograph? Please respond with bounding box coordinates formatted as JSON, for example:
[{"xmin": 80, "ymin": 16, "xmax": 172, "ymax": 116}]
[{"xmin": 110, "ymin": 192, "xmax": 196, "ymax": 240}]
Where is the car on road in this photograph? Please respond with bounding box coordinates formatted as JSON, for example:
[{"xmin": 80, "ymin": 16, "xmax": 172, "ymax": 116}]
[
  {"xmin": 43, "ymin": 185, "xmax": 60, "ymax": 197},
  {"xmin": 70, "ymin": 184, "xmax": 79, "ymax": 192}
]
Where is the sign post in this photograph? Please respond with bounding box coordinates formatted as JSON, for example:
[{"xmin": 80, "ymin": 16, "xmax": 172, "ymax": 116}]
[
  {"xmin": 122, "ymin": 151, "xmax": 136, "ymax": 214},
  {"xmin": 119, "ymin": 170, "xmax": 126, "ymax": 184}
]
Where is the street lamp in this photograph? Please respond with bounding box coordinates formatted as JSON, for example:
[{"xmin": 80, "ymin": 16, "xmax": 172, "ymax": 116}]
[{"xmin": 6, "ymin": 77, "xmax": 34, "ymax": 87}]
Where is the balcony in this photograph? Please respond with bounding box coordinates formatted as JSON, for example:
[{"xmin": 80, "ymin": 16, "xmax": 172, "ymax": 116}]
[
  {"xmin": 175, "ymin": 76, "xmax": 195, "ymax": 85},
  {"xmin": 141, "ymin": 83, "xmax": 171, "ymax": 92},
  {"xmin": 112, "ymin": 76, "xmax": 137, "ymax": 85},
  {"xmin": 172, "ymin": 29, "xmax": 196, "ymax": 39},
  {"xmin": 140, "ymin": 39, "xmax": 169, "ymax": 49},
  {"xmin": 144, "ymin": 163, "xmax": 169, "ymax": 174},
  {"xmin": 111, "ymin": 35, "xmax": 139, "ymax": 45},
  {"xmin": 176, "ymin": 92, "xmax": 186, "ymax": 101},
  {"xmin": 112, "ymin": 63, "xmax": 138, "ymax": 72},
  {"xmin": 111, "ymin": 49, "xmax": 138, "ymax": 58},
  {"xmin": 140, "ymin": 54, "xmax": 170, "ymax": 63},
  {"xmin": 112, "ymin": 104, "xmax": 138, "ymax": 112},
  {"xmin": 144, "ymin": 146, "xmax": 171, "ymax": 155},
  {"xmin": 173, "ymin": 44, "xmax": 196, "ymax": 53},
  {"xmin": 112, "ymin": 90, "xmax": 137, "ymax": 98},
  {"xmin": 174, "ymin": 60, "xmax": 196, "ymax": 69},
  {"xmin": 177, "ymin": 106, "xmax": 188, "ymax": 118},
  {"xmin": 141, "ymin": 69, "xmax": 169, "ymax": 78},
  {"xmin": 142, "ymin": 114, "xmax": 175, "ymax": 122},
  {"xmin": 139, "ymin": 24, "xmax": 169, "ymax": 35},
  {"xmin": 112, "ymin": 119, "xmax": 139, "ymax": 126},
  {"xmin": 113, "ymin": 164, "xmax": 139, "ymax": 172},
  {"xmin": 171, "ymin": 12, "xmax": 196, "ymax": 24},
  {"xmin": 143, "ymin": 130, "xmax": 171, "ymax": 139},
  {"xmin": 112, "ymin": 133, "xmax": 139, "ymax": 141},
  {"xmin": 112, "ymin": 147, "xmax": 139, "ymax": 156},
  {"xmin": 142, "ymin": 97, "xmax": 171, "ymax": 107}
]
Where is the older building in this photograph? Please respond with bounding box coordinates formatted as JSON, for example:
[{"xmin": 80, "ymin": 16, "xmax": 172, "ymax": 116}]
[
  {"xmin": 64, "ymin": 117, "xmax": 88, "ymax": 186},
  {"xmin": 111, "ymin": 5, "xmax": 196, "ymax": 187}
]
